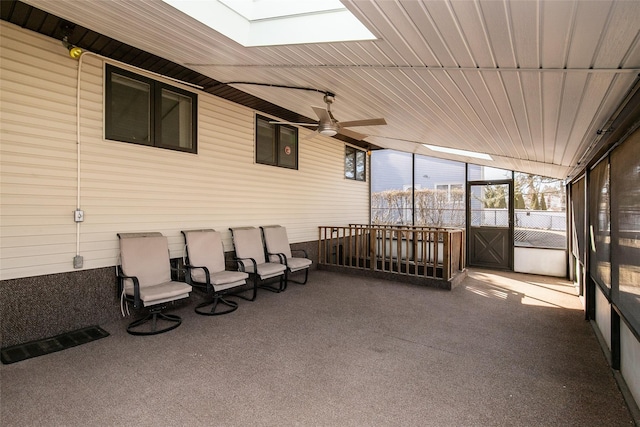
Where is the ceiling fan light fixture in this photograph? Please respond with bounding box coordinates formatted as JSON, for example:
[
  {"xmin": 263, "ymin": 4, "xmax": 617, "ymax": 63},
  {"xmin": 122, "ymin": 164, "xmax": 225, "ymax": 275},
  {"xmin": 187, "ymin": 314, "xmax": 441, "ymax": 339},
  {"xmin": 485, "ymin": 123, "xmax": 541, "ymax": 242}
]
[
  {"xmin": 318, "ymin": 122, "xmax": 338, "ymax": 136},
  {"xmin": 319, "ymin": 128, "xmax": 338, "ymax": 136}
]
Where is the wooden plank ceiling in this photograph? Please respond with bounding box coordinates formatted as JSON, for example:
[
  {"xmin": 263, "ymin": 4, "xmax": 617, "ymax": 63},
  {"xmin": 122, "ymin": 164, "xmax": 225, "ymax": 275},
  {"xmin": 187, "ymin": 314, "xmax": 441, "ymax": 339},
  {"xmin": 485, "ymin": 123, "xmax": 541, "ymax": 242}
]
[{"xmin": 9, "ymin": 0, "xmax": 640, "ymax": 179}]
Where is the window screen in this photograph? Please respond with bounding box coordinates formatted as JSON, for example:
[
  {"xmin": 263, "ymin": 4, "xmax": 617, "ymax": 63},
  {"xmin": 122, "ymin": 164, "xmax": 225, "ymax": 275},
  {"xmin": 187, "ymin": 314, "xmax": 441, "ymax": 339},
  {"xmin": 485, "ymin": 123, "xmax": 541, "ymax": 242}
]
[
  {"xmin": 589, "ymin": 160, "xmax": 611, "ymax": 294},
  {"xmin": 278, "ymin": 126, "xmax": 297, "ymax": 169},
  {"xmin": 256, "ymin": 118, "xmax": 276, "ymax": 165},
  {"xmin": 571, "ymin": 177, "xmax": 586, "ymax": 264},
  {"xmin": 415, "ymin": 155, "xmax": 466, "ymax": 227},
  {"xmin": 160, "ymin": 88, "xmax": 194, "ymax": 150},
  {"xmin": 610, "ymin": 134, "xmax": 640, "ymax": 333},
  {"xmin": 370, "ymin": 150, "xmax": 413, "ymax": 225},
  {"xmin": 106, "ymin": 72, "xmax": 151, "ymax": 144}
]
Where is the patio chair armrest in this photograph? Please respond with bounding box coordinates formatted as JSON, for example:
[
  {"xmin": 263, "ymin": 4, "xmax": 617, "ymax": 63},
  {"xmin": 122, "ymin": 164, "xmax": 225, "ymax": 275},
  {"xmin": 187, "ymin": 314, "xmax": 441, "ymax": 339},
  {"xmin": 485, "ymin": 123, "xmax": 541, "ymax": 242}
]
[
  {"xmin": 183, "ymin": 264, "xmax": 212, "ymax": 290},
  {"xmin": 184, "ymin": 263, "xmax": 208, "ymax": 274},
  {"xmin": 234, "ymin": 256, "xmax": 257, "ymax": 273},
  {"xmin": 117, "ymin": 266, "xmax": 141, "ymax": 308},
  {"xmin": 267, "ymin": 251, "xmax": 287, "ymax": 265}
]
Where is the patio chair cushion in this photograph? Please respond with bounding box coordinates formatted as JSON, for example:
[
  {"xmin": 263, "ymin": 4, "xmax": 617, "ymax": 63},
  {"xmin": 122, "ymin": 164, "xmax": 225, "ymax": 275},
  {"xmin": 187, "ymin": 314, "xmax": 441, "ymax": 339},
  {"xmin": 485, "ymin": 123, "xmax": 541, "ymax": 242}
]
[
  {"xmin": 191, "ymin": 270, "xmax": 247, "ymax": 290},
  {"xmin": 185, "ymin": 230, "xmax": 225, "ymax": 273},
  {"xmin": 286, "ymin": 256, "xmax": 313, "ymax": 272},
  {"xmin": 255, "ymin": 261, "xmax": 287, "ymax": 279},
  {"xmin": 119, "ymin": 235, "xmax": 191, "ymax": 305},
  {"xmin": 232, "ymin": 227, "xmax": 267, "ymax": 264},
  {"xmin": 136, "ymin": 282, "xmax": 191, "ymax": 306},
  {"xmin": 262, "ymin": 226, "xmax": 292, "ymax": 259}
]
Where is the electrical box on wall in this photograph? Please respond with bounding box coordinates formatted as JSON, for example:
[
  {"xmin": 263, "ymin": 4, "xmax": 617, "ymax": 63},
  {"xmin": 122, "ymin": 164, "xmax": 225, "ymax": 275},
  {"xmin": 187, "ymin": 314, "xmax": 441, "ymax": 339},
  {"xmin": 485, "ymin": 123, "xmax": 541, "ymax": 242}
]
[
  {"xmin": 74, "ymin": 209, "xmax": 84, "ymax": 222},
  {"xmin": 73, "ymin": 255, "xmax": 83, "ymax": 269}
]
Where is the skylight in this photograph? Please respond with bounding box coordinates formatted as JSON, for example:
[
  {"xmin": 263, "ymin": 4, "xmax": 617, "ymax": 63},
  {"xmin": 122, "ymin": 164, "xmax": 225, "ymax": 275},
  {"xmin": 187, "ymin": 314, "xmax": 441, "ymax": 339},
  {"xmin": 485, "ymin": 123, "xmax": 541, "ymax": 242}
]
[
  {"xmin": 163, "ymin": 0, "xmax": 377, "ymax": 47},
  {"xmin": 423, "ymin": 144, "xmax": 493, "ymax": 161}
]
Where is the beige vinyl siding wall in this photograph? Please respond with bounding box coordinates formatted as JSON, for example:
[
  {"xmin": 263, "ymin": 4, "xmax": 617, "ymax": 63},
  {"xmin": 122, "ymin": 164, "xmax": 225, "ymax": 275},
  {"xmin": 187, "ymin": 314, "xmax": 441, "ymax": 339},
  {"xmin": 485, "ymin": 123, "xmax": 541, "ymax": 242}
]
[{"xmin": 0, "ymin": 22, "xmax": 369, "ymax": 281}]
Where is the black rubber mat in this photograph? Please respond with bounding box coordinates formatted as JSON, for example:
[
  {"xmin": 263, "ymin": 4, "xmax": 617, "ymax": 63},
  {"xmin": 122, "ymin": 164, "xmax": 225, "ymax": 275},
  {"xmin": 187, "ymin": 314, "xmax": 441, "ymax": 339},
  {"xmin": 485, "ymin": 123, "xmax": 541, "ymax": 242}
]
[{"xmin": 1, "ymin": 325, "xmax": 109, "ymax": 364}]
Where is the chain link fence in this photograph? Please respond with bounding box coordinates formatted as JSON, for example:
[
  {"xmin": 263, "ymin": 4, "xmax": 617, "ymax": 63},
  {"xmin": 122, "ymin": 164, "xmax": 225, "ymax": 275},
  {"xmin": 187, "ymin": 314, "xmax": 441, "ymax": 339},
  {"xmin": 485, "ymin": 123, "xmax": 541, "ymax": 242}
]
[{"xmin": 514, "ymin": 210, "xmax": 566, "ymax": 249}]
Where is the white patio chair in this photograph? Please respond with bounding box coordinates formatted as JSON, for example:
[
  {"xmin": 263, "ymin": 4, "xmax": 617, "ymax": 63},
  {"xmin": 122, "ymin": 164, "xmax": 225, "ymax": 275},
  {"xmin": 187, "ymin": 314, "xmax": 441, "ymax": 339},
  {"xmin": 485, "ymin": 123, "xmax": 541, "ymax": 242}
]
[
  {"xmin": 182, "ymin": 229, "xmax": 249, "ymax": 315},
  {"xmin": 229, "ymin": 226, "xmax": 287, "ymax": 300},
  {"xmin": 261, "ymin": 225, "xmax": 312, "ymax": 285},
  {"xmin": 117, "ymin": 232, "xmax": 192, "ymax": 335}
]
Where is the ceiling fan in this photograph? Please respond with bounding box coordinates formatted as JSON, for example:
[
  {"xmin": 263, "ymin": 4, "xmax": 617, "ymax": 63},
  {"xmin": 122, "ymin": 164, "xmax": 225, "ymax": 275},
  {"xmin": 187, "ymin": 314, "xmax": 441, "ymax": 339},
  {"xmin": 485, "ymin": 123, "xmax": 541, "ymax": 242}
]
[{"xmin": 271, "ymin": 94, "xmax": 387, "ymax": 140}]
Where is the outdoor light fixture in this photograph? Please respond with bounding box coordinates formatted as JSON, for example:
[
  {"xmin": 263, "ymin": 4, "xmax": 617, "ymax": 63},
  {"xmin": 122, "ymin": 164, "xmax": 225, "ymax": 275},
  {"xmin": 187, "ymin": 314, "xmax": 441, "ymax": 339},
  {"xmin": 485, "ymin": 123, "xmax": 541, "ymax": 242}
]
[{"xmin": 62, "ymin": 35, "xmax": 83, "ymax": 59}]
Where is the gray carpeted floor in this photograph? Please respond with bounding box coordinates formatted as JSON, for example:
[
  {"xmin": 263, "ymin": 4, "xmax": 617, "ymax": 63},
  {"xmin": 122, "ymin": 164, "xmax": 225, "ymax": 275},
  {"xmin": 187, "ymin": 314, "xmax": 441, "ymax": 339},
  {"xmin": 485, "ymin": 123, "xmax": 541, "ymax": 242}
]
[{"xmin": 0, "ymin": 269, "xmax": 635, "ymax": 426}]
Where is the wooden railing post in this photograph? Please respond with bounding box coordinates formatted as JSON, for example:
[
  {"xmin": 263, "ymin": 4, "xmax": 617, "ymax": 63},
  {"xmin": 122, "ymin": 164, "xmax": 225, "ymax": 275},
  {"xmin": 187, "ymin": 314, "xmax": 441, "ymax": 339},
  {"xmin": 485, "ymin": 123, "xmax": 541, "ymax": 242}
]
[
  {"xmin": 333, "ymin": 227, "xmax": 337, "ymax": 266},
  {"xmin": 340, "ymin": 227, "xmax": 346, "ymax": 266},
  {"xmin": 420, "ymin": 231, "xmax": 425, "ymax": 273},
  {"xmin": 395, "ymin": 230, "xmax": 402, "ymax": 273},
  {"xmin": 355, "ymin": 226, "xmax": 360, "ymax": 268},
  {"xmin": 369, "ymin": 227, "xmax": 377, "ymax": 270},
  {"xmin": 460, "ymin": 230, "xmax": 464, "ymax": 270},
  {"xmin": 433, "ymin": 231, "xmax": 439, "ymax": 279},
  {"xmin": 380, "ymin": 228, "xmax": 385, "ymax": 271},
  {"xmin": 347, "ymin": 226, "xmax": 352, "ymax": 267},
  {"xmin": 318, "ymin": 227, "xmax": 323, "ymax": 264},
  {"xmin": 443, "ymin": 231, "xmax": 450, "ymax": 281}
]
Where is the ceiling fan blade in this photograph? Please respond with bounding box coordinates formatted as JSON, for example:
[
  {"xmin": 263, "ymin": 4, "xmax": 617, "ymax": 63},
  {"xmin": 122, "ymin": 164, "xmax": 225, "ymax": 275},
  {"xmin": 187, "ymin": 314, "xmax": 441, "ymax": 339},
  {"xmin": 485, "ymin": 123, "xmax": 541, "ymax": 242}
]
[
  {"xmin": 339, "ymin": 118, "xmax": 387, "ymax": 128},
  {"xmin": 269, "ymin": 121, "xmax": 318, "ymax": 127},
  {"xmin": 312, "ymin": 106, "xmax": 331, "ymax": 123},
  {"xmin": 338, "ymin": 127, "xmax": 368, "ymax": 141}
]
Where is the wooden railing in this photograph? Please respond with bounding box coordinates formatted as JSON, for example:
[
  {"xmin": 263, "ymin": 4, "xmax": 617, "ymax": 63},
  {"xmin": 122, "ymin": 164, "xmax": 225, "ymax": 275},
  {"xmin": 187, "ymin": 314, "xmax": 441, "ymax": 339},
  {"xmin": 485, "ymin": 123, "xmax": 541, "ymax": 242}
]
[{"xmin": 318, "ymin": 225, "xmax": 465, "ymax": 282}]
